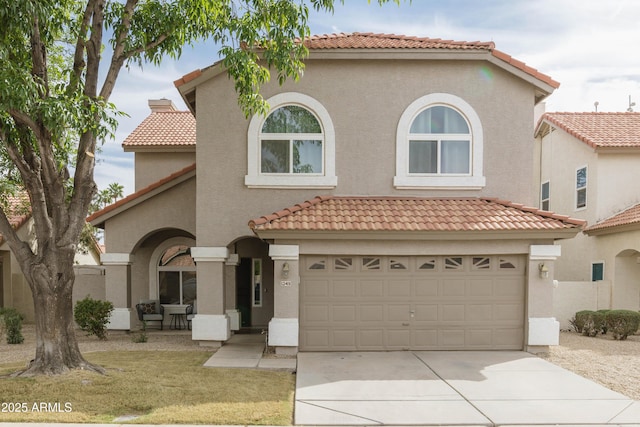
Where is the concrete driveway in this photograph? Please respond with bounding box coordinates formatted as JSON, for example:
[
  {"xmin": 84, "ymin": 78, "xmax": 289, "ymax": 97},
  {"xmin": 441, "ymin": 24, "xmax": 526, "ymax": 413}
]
[{"xmin": 295, "ymin": 351, "xmax": 640, "ymax": 426}]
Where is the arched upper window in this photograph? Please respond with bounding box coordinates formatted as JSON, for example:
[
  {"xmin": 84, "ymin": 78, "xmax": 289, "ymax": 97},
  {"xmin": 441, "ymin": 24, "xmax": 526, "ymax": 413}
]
[
  {"xmin": 158, "ymin": 245, "xmax": 196, "ymax": 306},
  {"xmin": 394, "ymin": 93, "xmax": 486, "ymax": 189},
  {"xmin": 246, "ymin": 92, "xmax": 337, "ymax": 188},
  {"xmin": 260, "ymin": 105, "xmax": 323, "ymax": 174}
]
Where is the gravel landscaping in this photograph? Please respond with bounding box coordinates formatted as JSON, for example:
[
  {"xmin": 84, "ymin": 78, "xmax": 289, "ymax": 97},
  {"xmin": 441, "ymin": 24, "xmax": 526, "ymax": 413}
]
[{"xmin": 2, "ymin": 326, "xmax": 639, "ymax": 401}]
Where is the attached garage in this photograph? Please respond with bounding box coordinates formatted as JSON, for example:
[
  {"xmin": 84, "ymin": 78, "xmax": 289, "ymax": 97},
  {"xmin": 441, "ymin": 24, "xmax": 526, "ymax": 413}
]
[
  {"xmin": 250, "ymin": 195, "xmax": 585, "ymax": 353},
  {"xmin": 300, "ymin": 255, "xmax": 525, "ymax": 351}
]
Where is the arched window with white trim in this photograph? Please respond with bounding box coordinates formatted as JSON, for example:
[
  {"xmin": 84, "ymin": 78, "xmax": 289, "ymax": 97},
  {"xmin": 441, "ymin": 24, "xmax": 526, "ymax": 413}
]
[
  {"xmin": 394, "ymin": 93, "xmax": 486, "ymax": 189},
  {"xmin": 245, "ymin": 92, "xmax": 337, "ymax": 188},
  {"xmin": 158, "ymin": 245, "xmax": 196, "ymax": 306}
]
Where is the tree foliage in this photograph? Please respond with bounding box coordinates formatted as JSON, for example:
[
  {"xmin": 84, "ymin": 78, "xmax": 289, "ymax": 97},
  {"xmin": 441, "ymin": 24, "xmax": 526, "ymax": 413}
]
[{"xmin": 0, "ymin": 0, "xmax": 400, "ymax": 375}]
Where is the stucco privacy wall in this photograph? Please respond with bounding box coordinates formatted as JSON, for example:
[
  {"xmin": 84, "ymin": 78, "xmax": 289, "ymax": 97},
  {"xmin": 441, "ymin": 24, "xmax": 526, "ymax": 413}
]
[
  {"xmin": 195, "ymin": 59, "xmax": 538, "ymax": 246},
  {"xmin": 553, "ymin": 280, "xmax": 611, "ymax": 330}
]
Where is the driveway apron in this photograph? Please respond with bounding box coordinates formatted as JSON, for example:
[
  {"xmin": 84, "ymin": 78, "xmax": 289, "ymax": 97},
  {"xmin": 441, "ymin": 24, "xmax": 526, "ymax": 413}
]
[{"xmin": 295, "ymin": 351, "xmax": 639, "ymax": 426}]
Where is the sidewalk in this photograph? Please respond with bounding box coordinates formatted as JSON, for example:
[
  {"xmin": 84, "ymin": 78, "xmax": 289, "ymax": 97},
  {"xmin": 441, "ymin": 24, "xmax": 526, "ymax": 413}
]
[{"xmin": 202, "ymin": 333, "xmax": 296, "ymax": 371}]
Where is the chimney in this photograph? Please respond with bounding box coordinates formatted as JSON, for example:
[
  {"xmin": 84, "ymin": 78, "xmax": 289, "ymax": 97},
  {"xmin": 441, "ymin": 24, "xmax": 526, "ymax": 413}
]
[{"xmin": 148, "ymin": 98, "xmax": 177, "ymax": 112}]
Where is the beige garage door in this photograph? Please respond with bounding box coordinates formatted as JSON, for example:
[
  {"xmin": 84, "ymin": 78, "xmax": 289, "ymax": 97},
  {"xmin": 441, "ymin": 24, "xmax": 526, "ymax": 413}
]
[{"xmin": 300, "ymin": 255, "xmax": 525, "ymax": 351}]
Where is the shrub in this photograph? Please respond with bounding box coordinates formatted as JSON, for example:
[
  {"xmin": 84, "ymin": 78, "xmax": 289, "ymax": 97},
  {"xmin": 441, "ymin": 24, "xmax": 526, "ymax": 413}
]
[
  {"xmin": 74, "ymin": 296, "xmax": 114, "ymax": 340},
  {"xmin": 0, "ymin": 307, "xmax": 25, "ymax": 344},
  {"xmin": 597, "ymin": 309, "xmax": 611, "ymax": 334},
  {"xmin": 573, "ymin": 310, "xmax": 606, "ymax": 337},
  {"xmin": 605, "ymin": 310, "xmax": 640, "ymax": 340}
]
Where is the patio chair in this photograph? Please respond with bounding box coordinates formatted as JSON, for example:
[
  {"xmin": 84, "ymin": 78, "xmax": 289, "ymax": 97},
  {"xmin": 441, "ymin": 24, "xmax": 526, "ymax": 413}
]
[
  {"xmin": 136, "ymin": 299, "xmax": 165, "ymax": 330},
  {"xmin": 186, "ymin": 303, "xmax": 195, "ymax": 330}
]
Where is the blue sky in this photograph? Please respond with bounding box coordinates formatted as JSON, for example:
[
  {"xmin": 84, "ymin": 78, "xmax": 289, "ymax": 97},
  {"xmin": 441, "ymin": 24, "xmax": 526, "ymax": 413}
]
[{"xmin": 98, "ymin": 0, "xmax": 640, "ymax": 195}]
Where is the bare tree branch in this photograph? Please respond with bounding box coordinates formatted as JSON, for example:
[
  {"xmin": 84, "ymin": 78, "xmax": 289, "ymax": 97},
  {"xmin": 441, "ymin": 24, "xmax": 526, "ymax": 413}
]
[{"xmin": 69, "ymin": 0, "xmax": 98, "ymax": 95}]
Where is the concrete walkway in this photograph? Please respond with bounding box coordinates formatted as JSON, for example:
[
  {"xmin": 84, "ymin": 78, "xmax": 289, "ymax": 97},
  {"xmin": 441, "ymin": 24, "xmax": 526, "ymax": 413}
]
[
  {"xmin": 296, "ymin": 351, "xmax": 640, "ymax": 425},
  {"xmin": 202, "ymin": 333, "xmax": 296, "ymax": 370}
]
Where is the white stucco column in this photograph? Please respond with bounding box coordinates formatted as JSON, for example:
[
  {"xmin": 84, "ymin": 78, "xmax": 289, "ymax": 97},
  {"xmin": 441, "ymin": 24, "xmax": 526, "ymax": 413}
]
[
  {"xmin": 527, "ymin": 245, "xmax": 561, "ymax": 352},
  {"xmin": 190, "ymin": 247, "xmax": 230, "ymax": 345},
  {"xmin": 102, "ymin": 253, "xmax": 133, "ymax": 330},
  {"xmin": 268, "ymin": 245, "xmax": 299, "ymax": 355},
  {"xmin": 225, "ymin": 253, "xmax": 240, "ymax": 331}
]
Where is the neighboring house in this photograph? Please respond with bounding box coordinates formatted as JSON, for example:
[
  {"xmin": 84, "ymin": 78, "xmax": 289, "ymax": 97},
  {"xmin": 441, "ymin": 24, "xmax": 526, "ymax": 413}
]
[
  {"xmin": 0, "ymin": 194, "xmax": 103, "ymax": 321},
  {"xmin": 89, "ymin": 32, "xmax": 585, "ymax": 353},
  {"xmin": 535, "ymin": 112, "xmax": 640, "ymax": 325}
]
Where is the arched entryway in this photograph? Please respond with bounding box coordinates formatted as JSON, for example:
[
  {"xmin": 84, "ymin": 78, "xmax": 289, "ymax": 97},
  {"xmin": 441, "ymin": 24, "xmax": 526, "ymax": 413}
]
[{"xmin": 613, "ymin": 249, "xmax": 640, "ymax": 310}]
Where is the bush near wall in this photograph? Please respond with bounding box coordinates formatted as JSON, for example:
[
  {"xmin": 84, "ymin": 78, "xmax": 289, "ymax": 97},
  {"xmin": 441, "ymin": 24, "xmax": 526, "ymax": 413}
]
[
  {"xmin": 573, "ymin": 310, "xmax": 606, "ymax": 337},
  {"xmin": 0, "ymin": 307, "xmax": 25, "ymax": 344},
  {"xmin": 605, "ymin": 310, "xmax": 640, "ymax": 340}
]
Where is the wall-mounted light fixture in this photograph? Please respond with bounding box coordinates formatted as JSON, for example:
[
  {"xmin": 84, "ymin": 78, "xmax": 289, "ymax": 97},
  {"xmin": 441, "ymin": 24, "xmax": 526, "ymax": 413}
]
[
  {"xmin": 282, "ymin": 262, "xmax": 290, "ymax": 278},
  {"xmin": 538, "ymin": 262, "xmax": 549, "ymax": 279}
]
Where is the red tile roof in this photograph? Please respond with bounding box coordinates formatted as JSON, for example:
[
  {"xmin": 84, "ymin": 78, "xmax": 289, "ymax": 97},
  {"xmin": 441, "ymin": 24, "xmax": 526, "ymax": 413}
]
[
  {"xmin": 249, "ymin": 196, "xmax": 585, "ymax": 233},
  {"xmin": 303, "ymin": 32, "xmax": 493, "ymax": 50},
  {"xmin": 122, "ymin": 111, "xmax": 195, "ymax": 149},
  {"xmin": 87, "ymin": 163, "xmax": 196, "ymax": 224},
  {"xmin": 537, "ymin": 112, "xmax": 640, "ymax": 149},
  {"xmin": 585, "ymin": 203, "xmax": 640, "ymax": 234},
  {"xmin": 175, "ymin": 32, "xmax": 559, "ymax": 89},
  {"xmin": 0, "ymin": 193, "xmax": 31, "ymax": 245}
]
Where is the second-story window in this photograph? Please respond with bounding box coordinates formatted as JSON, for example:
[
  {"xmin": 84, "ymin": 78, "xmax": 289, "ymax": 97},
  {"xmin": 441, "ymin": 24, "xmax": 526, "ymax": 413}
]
[
  {"xmin": 394, "ymin": 93, "xmax": 485, "ymax": 189},
  {"xmin": 260, "ymin": 106, "xmax": 323, "ymax": 174},
  {"xmin": 576, "ymin": 166, "xmax": 587, "ymax": 209},
  {"xmin": 541, "ymin": 181, "xmax": 550, "ymax": 210},
  {"xmin": 245, "ymin": 92, "xmax": 337, "ymax": 188},
  {"xmin": 408, "ymin": 106, "xmax": 471, "ymax": 175}
]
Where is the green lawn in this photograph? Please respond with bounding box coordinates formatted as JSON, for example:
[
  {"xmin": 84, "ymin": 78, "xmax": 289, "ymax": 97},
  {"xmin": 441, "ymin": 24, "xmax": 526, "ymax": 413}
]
[{"xmin": 0, "ymin": 351, "xmax": 295, "ymax": 424}]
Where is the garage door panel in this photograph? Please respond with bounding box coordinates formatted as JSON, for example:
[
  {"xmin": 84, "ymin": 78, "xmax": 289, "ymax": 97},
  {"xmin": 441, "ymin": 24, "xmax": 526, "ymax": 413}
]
[
  {"xmin": 332, "ymin": 305, "xmax": 357, "ymax": 322},
  {"xmin": 332, "ymin": 280, "xmax": 357, "ymax": 297},
  {"xmin": 387, "ymin": 304, "xmax": 411, "ymax": 321},
  {"xmin": 304, "ymin": 305, "xmax": 329, "ymax": 322},
  {"xmin": 412, "ymin": 329, "xmax": 438, "ymax": 348},
  {"xmin": 413, "ymin": 304, "xmax": 439, "ymax": 321},
  {"xmin": 469, "ymin": 279, "xmax": 494, "ymax": 296},
  {"xmin": 360, "ymin": 304, "xmax": 384, "ymax": 322},
  {"xmin": 300, "ymin": 255, "xmax": 525, "ymax": 351},
  {"xmin": 440, "ymin": 329, "xmax": 466, "ymax": 347},
  {"xmin": 495, "ymin": 278, "xmax": 525, "ymax": 297},
  {"xmin": 415, "ymin": 279, "xmax": 439, "ymax": 296},
  {"xmin": 359, "ymin": 329, "xmax": 384, "ymax": 348},
  {"xmin": 305, "ymin": 280, "xmax": 330, "ymax": 297},
  {"xmin": 388, "ymin": 280, "xmax": 411, "ymax": 297},
  {"xmin": 361, "ymin": 280, "xmax": 384, "ymax": 297},
  {"xmin": 467, "ymin": 329, "xmax": 493, "ymax": 347},
  {"xmin": 495, "ymin": 303, "xmax": 524, "ymax": 321},
  {"xmin": 442, "ymin": 279, "xmax": 466, "ymax": 296},
  {"xmin": 387, "ymin": 329, "xmax": 411, "ymax": 348},
  {"xmin": 441, "ymin": 304, "xmax": 465, "ymax": 321},
  {"xmin": 333, "ymin": 330, "xmax": 357, "ymax": 348},
  {"xmin": 467, "ymin": 304, "xmax": 493, "ymax": 321}
]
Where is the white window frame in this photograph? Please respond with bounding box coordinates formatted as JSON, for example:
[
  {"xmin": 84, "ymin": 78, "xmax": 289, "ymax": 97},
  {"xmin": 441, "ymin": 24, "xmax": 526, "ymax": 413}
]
[
  {"xmin": 541, "ymin": 180, "xmax": 550, "ymax": 211},
  {"xmin": 575, "ymin": 165, "xmax": 587, "ymax": 210},
  {"xmin": 394, "ymin": 93, "xmax": 485, "ymax": 189},
  {"xmin": 252, "ymin": 258, "xmax": 262, "ymax": 307},
  {"xmin": 246, "ymin": 92, "xmax": 337, "ymax": 188}
]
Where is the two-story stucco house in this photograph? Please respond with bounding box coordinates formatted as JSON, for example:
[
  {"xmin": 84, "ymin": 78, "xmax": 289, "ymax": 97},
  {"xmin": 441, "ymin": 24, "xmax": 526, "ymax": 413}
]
[
  {"xmin": 89, "ymin": 33, "xmax": 585, "ymax": 353},
  {"xmin": 534, "ymin": 112, "xmax": 640, "ymax": 324}
]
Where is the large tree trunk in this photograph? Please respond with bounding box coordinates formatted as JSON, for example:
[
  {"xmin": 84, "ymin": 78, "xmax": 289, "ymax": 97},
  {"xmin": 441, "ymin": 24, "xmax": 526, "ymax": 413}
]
[{"xmin": 15, "ymin": 253, "xmax": 104, "ymax": 377}]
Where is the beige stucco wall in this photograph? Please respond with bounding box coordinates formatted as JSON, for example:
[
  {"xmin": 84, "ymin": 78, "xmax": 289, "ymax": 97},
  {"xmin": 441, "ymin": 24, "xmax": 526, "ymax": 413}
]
[
  {"xmin": 134, "ymin": 152, "xmax": 195, "ymax": 191},
  {"xmin": 553, "ymin": 280, "xmax": 611, "ymax": 330},
  {"xmin": 597, "ymin": 153, "xmax": 640, "ymax": 219},
  {"xmin": 72, "ymin": 266, "xmax": 106, "ymax": 305},
  {"xmin": 195, "ymin": 59, "xmax": 540, "ymax": 246},
  {"xmin": 538, "ymin": 129, "xmax": 598, "ymax": 280},
  {"xmin": 103, "ymin": 176, "xmax": 196, "ymax": 253}
]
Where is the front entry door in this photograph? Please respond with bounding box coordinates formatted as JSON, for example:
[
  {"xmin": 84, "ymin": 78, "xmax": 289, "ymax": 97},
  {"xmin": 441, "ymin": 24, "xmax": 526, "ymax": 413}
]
[{"xmin": 237, "ymin": 258, "xmax": 252, "ymax": 327}]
